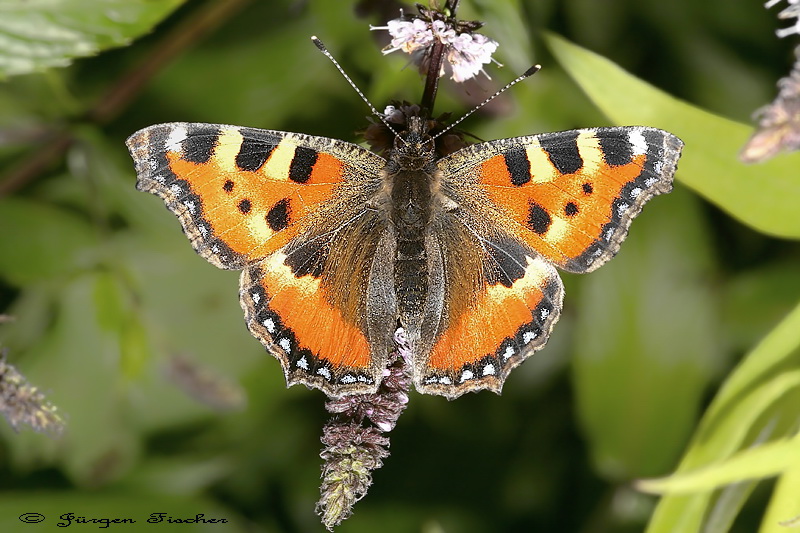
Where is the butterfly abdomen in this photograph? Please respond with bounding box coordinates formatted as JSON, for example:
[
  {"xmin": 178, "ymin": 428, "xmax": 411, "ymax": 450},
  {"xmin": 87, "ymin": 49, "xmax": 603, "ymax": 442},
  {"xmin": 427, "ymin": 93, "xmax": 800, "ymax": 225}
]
[{"xmin": 389, "ymin": 166, "xmax": 435, "ymax": 320}]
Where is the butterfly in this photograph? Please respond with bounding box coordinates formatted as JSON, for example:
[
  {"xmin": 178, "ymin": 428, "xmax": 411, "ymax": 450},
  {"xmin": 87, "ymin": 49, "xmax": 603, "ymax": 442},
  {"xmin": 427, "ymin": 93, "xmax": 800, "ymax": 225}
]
[{"xmin": 126, "ymin": 112, "xmax": 683, "ymax": 399}]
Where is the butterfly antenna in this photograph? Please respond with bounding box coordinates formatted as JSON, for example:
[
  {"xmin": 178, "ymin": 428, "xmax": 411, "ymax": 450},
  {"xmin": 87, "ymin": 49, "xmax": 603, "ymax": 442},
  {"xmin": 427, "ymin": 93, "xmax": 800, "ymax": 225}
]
[
  {"xmin": 431, "ymin": 64, "xmax": 542, "ymax": 141},
  {"xmin": 312, "ymin": 36, "xmax": 398, "ymax": 134}
]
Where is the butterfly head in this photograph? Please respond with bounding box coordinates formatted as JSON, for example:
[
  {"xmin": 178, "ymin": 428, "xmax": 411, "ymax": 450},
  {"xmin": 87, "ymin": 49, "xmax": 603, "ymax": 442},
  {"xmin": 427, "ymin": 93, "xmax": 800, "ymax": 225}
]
[
  {"xmin": 364, "ymin": 103, "xmax": 468, "ymax": 161},
  {"xmin": 390, "ymin": 116, "xmax": 437, "ymax": 170}
]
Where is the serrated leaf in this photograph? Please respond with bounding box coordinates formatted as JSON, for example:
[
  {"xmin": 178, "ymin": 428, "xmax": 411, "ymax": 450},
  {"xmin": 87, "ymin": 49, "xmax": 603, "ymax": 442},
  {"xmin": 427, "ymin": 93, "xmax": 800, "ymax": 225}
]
[
  {"xmin": 0, "ymin": 0, "xmax": 185, "ymax": 78},
  {"xmin": 545, "ymin": 32, "xmax": 800, "ymax": 239}
]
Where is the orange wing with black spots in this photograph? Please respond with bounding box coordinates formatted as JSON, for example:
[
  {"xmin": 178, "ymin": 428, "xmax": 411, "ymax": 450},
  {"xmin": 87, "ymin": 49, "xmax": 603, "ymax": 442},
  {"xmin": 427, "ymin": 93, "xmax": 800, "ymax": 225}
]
[
  {"xmin": 442, "ymin": 126, "xmax": 683, "ymax": 273},
  {"xmin": 240, "ymin": 248, "xmax": 381, "ymax": 396},
  {"xmin": 127, "ymin": 122, "xmax": 389, "ymax": 397},
  {"xmin": 127, "ymin": 122, "xmax": 384, "ymax": 269},
  {"xmin": 414, "ymin": 126, "xmax": 682, "ymax": 397},
  {"xmin": 416, "ymin": 225, "xmax": 565, "ymax": 398},
  {"xmin": 128, "ymin": 121, "xmax": 682, "ymax": 399}
]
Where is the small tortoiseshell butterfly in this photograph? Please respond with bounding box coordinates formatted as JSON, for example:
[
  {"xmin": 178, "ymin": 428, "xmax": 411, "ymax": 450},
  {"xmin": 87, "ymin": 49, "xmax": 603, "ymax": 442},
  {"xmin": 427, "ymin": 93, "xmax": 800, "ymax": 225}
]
[{"xmin": 127, "ymin": 92, "xmax": 682, "ymax": 400}]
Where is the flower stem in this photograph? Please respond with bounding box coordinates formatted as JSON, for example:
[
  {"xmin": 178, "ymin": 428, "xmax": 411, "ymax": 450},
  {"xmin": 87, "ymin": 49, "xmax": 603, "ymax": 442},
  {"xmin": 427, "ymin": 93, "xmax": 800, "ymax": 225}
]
[{"xmin": 419, "ymin": 0, "xmax": 461, "ymax": 113}]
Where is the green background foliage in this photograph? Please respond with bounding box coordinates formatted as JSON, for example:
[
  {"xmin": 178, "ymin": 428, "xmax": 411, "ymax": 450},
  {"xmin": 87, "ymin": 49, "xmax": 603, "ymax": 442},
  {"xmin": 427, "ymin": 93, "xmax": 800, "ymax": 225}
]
[{"xmin": 1, "ymin": 0, "xmax": 799, "ymax": 532}]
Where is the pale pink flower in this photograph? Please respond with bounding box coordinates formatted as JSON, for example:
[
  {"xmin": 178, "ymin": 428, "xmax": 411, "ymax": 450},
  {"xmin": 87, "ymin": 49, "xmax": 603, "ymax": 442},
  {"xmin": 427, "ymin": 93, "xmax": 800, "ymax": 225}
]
[
  {"xmin": 371, "ymin": 12, "xmax": 499, "ymax": 82},
  {"xmin": 766, "ymin": 0, "xmax": 800, "ymax": 37}
]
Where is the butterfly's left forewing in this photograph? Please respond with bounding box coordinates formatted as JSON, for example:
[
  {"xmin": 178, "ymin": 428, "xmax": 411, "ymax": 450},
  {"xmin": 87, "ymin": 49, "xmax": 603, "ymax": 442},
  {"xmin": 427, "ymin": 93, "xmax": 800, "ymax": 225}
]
[
  {"xmin": 127, "ymin": 122, "xmax": 392, "ymax": 397},
  {"xmin": 127, "ymin": 123, "xmax": 383, "ymax": 269}
]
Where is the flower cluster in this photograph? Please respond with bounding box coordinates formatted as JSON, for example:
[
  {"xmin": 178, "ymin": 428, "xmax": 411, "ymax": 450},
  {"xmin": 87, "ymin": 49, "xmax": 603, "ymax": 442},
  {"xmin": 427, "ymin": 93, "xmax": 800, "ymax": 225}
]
[
  {"xmin": 766, "ymin": 0, "xmax": 800, "ymax": 37},
  {"xmin": 317, "ymin": 423, "xmax": 389, "ymax": 530},
  {"xmin": 371, "ymin": 11, "xmax": 499, "ymax": 82},
  {"xmin": 740, "ymin": 48, "xmax": 800, "ymax": 162},
  {"xmin": 741, "ymin": 1, "xmax": 800, "ymax": 161}
]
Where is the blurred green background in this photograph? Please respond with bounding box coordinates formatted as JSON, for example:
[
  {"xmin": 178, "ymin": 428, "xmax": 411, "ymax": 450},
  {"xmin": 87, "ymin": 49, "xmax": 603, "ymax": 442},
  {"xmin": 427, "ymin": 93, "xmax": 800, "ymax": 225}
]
[{"xmin": 1, "ymin": 1, "xmax": 799, "ymax": 532}]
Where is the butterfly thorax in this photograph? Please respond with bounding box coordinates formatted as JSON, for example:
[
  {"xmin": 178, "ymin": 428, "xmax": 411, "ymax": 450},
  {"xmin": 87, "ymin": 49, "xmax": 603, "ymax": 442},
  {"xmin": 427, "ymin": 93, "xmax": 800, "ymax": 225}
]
[{"xmin": 385, "ymin": 117, "xmax": 439, "ymax": 237}]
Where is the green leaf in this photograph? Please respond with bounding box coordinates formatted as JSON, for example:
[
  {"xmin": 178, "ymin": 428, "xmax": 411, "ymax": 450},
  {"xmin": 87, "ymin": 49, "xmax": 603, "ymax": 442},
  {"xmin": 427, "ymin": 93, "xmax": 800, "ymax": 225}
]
[
  {"xmin": 119, "ymin": 312, "xmax": 150, "ymax": 380},
  {"xmin": 761, "ymin": 463, "xmax": 800, "ymax": 532},
  {"xmin": 0, "ymin": 0, "xmax": 185, "ymax": 78},
  {"xmin": 644, "ymin": 301, "xmax": 800, "ymax": 533},
  {"xmin": 545, "ymin": 32, "xmax": 800, "ymax": 239},
  {"xmin": 93, "ymin": 271, "xmax": 125, "ymax": 332},
  {"xmin": 92, "ymin": 270, "xmax": 151, "ymax": 380},
  {"xmin": 0, "ymin": 197, "xmax": 96, "ymax": 285},
  {"xmin": 572, "ymin": 186, "xmax": 720, "ymax": 479},
  {"xmin": 637, "ymin": 433, "xmax": 800, "ymax": 494},
  {"xmin": 699, "ymin": 301, "xmax": 800, "ymax": 427},
  {"xmin": 2, "ymin": 273, "xmax": 139, "ymax": 486}
]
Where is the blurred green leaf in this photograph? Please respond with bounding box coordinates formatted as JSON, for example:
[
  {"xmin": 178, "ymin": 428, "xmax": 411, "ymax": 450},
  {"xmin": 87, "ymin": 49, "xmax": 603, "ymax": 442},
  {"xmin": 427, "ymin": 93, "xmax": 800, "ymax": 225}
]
[
  {"xmin": 722, "ymin": 260, "xmax": 800, "ymax": 354},
  {"xmin": 92, "ymin": 260, "xmax": 150, "ymax": 382},
  {"xmin": 93, "ymin": 271, "xmax": 125, "ymax": 331},
  {"xmin": 645, "ymin": 300, "xmax": 800, "ymax": 533},
  {"xmin": 0, "ymin": 0, "xmax": 185, "ymax": 78},
  {"xmin": 143, "ymin": 4, "xmax": 372, "ymax": 132},
  {"xmin": 121, "ymin": 456, "xmax": 234, "ymax": 497},
  {"xmin": 696, "ymin": 303, "xmax": 800, "ymax": 421},
  {"xmin": 572, "ymin": 186, "xmax": 720, "ymax": 479},
  {"xmin": 119, "ymin": 312, "xmax": 149, "ymax": 380},
  {"xmin": 637, "ymin": 432, "xmax": 800, "ymax": 493},
  {"xmin": 545, "ymin": 32, "xmax": 800, "ymax": 239},
  {"xmin": 4, "ymin": 273, "xmax": 138, "ymax": 486},
  {"xmin": 0, "ymin": 197, "xmax": 96, "ymax": 285},
  {"xmin": 761, "ymin": 464, "xmax": 800, "ymax": 533}
]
